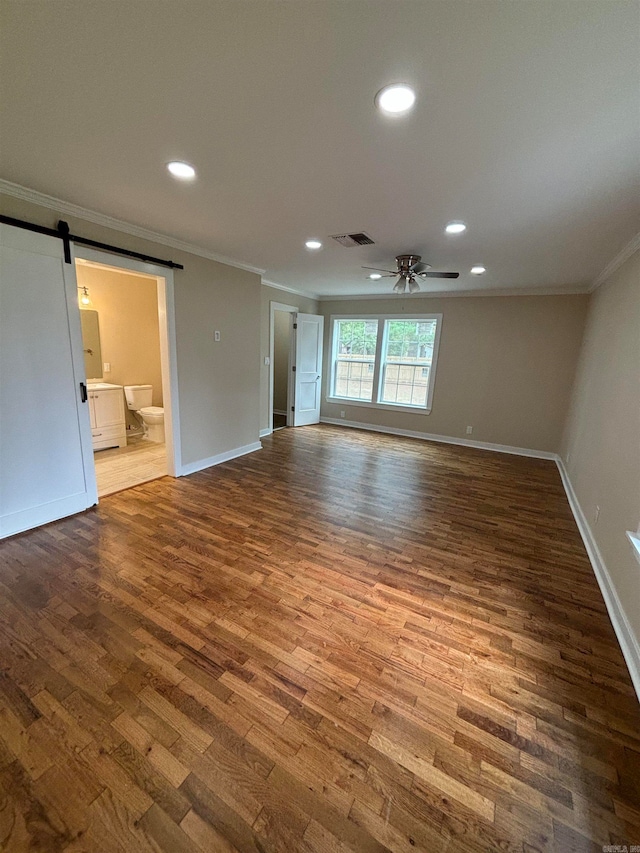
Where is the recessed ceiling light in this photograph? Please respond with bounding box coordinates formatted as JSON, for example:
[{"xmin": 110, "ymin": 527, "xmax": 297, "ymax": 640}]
[
  {"xmin": 368, "ymin": 273, "xmax": 382, "ymax": 280},
  {"xmin": 445, "ymin": 221, "xmax": 466, "ymax": 234},
  {"xmin": 470, "ymin": 265, "xmax": 486, "ymax": 275},
  {"xmin": 167, "ymin": 161, "xmax": 196, "ymax": 179},
  {"xmin": 375, "ymin": 84, "xmax": 416, "ymax": 116},
  {"xmin": 305, "ymin": 239, "xmax": 322, "ymax": 250}
]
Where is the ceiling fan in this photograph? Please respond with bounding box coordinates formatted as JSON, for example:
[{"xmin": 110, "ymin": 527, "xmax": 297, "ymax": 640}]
[{"xmin": 363, "ymin": 254, "xmax": 459, "ymax": 293}]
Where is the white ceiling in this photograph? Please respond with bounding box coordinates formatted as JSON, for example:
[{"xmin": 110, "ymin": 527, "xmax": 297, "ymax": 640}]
[{"xmin": 1, "ymin": 0, "xmax": 639, "ymax": 297}]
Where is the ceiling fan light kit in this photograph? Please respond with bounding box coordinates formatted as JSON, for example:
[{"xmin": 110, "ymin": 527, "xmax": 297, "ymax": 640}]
[{"xmin": 363, "ymin": 254, "xmax": 460, "ymax": 294}]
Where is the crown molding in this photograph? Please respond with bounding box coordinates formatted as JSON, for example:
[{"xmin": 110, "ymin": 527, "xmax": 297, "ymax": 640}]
[
  {"xmin": 591, "ymin": 231, "xmax": 640, "ymax": 292},
  {"xmin": 262, "ymin": 279, "xmax": 320, "ymax": 301},
  {"xmin": 0, "ymin": 179, "xmax": 266, "ymax": 276},
  {"xmin": 5, "ymin": 177, "xmax": 631, "ymax": 299},
  {"xmin": 317, "ymin": 285, "xmax": 589, "ymax": 302}
]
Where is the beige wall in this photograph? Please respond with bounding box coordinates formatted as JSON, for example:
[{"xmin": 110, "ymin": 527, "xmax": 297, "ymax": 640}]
[
  {"xmin": 1, "ymin": 193, "xmax": 261, "ymax": 467},
  {"xmin": 259, "ymin": 284, "xmax": 319, "ymax": 432},
  {"xmin": 561, "ymin": 249, "xmax": 640, "ymax": 653},
  {"xmin": 273, "ymin": 310, "xmax": 290, "ymax": 413},
  {"xmin": 77, "ymin": 265, "xmax": 162, "ymax": 429},
  {"xmin": 320, "ymin": 294, "xmax": 588, "ymax": 453}
]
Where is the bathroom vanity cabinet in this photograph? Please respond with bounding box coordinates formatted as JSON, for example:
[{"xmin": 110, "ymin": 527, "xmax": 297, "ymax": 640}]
[{"xmin": 88, "ymin": 383, "xmax": 127, "ymax": 451}]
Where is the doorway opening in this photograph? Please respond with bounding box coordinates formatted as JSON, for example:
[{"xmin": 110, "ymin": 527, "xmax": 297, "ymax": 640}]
[
  {"xmin": 269, "ymin": 301, "xmax": 296, "ymax": 432},
  {"xmin": 75, "ymin": 251, "xmax": 180, "ymax": 497}
]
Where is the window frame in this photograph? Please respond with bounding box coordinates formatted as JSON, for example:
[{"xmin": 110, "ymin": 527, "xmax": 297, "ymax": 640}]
[{"xmin": 327, "ymin": 313, "xmax": 443, "ymax": 414}]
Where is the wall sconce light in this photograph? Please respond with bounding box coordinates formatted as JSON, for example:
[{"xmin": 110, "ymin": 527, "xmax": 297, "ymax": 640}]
[{"xmin": 78, "ymin": 286, "xmax": 92, "ymax": 307}]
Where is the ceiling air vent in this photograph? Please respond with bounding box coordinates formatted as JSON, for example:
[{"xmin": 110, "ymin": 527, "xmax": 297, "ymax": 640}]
[{"xmin": 330, "ymin": 232, "xmax": 375, "ymax": 248}]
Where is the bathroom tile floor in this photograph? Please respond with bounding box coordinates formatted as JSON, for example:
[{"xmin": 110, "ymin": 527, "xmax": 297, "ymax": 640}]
[{"xmin": 94, "ymin": 435, "xmax": 167, "ymax": 497}]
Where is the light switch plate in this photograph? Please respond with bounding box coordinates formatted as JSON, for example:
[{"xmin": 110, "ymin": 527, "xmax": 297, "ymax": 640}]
[{"xmin": 214, "ymin": 331, "xmax": 221, "ymax": 342}]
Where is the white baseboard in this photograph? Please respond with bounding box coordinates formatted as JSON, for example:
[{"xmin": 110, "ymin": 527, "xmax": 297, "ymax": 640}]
[
  {"xmin": 273, "ymin": 409, "xmax": 287, "ymax": 416},
  {"xmin": 319, "ymin": 417, "xmax": 557, "ymax": 460},
  {"xmin": 555, "ymin": 458, "xmax": 640, "ymax": 701},
  {"xmin": 179, "ymin": 441, "xmax": 262, "ymax": 477},
  {"xmin": 259, "ymin": 427, "xmax": 272, "ymax": 438},
  {"xmin": 1, "ymin": 492, "xmax": 95, "ymax": 540}
]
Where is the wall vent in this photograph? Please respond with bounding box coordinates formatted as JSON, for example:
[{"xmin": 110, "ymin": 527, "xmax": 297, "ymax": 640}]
[{"xmin": 330, "ymin": 232, "xmax": 375, "ymax": 247}]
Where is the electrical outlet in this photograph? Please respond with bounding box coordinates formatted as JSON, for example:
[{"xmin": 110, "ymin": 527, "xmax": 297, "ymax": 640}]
[
  {"xmin": 466, "ymin": 425, "xmax": 473, "ymax": 435},
  {"xmin": 340, "ymin": 410, "xmax": 346, "ymax": 419},
  {"xmin": 214, "ymin": 331, "xmax": 221, "ymax": 342},
  {"xmin": 594, "ymin": 505, "xmax": 600, "ymax": 524},
  {"xmin": 103, "ymin": 362, "xmax": 111, "ymax": 373}
]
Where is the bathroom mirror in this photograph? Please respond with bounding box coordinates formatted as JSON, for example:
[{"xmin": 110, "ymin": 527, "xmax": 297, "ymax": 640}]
[{"xmin": 80, "ymin": 309, "xmax": 102, "ymax": 380}]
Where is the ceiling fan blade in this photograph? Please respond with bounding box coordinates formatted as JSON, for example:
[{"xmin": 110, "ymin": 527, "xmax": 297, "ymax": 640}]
[
  {"xmin": 412, "ymin": 261, "xmax": 430, "ymax": 273},
  {"xmin": 419, "ymin": 271, "xmax": 460, "ymax": 279},
  {"xmin": 362, "ymin": 266, "xmax": 398, "ymax": 274}
]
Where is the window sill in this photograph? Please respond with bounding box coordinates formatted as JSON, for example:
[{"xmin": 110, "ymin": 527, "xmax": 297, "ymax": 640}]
[{"xmin": 326, "ymin": 396, "xmax": 431, "ymax": 416}]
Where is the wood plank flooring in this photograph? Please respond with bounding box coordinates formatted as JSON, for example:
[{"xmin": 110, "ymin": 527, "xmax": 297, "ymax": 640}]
[{"xmin": 0, "ymin": 424, "xmax": 638, "ymax": 852}]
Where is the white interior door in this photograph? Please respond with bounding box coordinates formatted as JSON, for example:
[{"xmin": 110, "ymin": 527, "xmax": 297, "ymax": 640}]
[
  {"xmin": 0, "ymin": 224, "xmax": 97, "ymax": 538},
  {"xmin": 292, "ymin": 313, "xmax": 324, "ymax": 426}
]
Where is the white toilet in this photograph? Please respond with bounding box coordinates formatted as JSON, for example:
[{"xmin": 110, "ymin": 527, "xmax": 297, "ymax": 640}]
[{"xmin": 124, "ymin": 385, "xmax": 165, "ymax": 443}]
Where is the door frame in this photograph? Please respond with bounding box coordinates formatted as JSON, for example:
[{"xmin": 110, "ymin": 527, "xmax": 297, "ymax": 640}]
[
  {"xmin": 269, "ymin": 301, "xmax": 296, "ymax": 434},
  {"xmin": 73, "ymin": 246, "xmax": 182, "ymax": 478}
]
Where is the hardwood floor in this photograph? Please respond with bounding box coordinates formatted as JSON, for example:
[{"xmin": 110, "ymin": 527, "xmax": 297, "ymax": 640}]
[{"xmin": 0, "ymin": 424, "xmax": 638, "ymax": 852}]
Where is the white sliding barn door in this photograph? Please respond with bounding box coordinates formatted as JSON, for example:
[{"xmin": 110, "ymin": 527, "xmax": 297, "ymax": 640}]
[
  {"xmin": 0, "ymin": 224, "xmax": 97, "ymax": 538},
  {"xmin": 292, "ymin": 313, "xmax": 324, "ymax": 426}
]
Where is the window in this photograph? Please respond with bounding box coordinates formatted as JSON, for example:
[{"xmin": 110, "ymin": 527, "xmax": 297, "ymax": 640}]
[
  {"xmin": 329, "ymin": 314, "xmax": 442, "ymax": 413},
  {"xmin": 380, "ymin": 319, "xmax": 437, "ymax": 407},
  {"xmin": 333, "ymin": 319, "xmax": 378, "ymax": 401}
]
